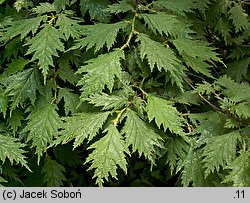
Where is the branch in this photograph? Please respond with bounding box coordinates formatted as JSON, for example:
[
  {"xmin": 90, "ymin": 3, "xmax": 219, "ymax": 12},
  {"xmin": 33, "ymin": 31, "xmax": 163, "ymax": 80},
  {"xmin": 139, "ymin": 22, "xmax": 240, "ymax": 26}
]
[
  {"xmin": 121, "ymin": 13, "xmax": 138, "ymax": 50},
  {"xmin": 183, "ymin": 77, "xmax": 228, "ymax": 115}
]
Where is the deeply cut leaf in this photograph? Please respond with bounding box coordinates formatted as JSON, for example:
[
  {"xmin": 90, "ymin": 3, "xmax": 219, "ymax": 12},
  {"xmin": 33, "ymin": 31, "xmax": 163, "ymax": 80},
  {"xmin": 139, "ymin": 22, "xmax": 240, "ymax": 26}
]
[
  {"xmin": 53, "ymin": 111, "xmax": 111, "ymax": 148},
  {"xmin": 0, "ymin": 134, "xmax": 30, "ymax": 171},
  {"xmin": 4, "ymin": 68, "xmax": 41, "ymax": 112},
  {"xmin": 203, "ymin": 130, "xmax": 241, "ymax": 177},
  {"xmin": 73, "ymin": 21, "xmax": 128, "ymax": 53},
  {"xmin": 138, "ymin": 33, "xmax": 186, "ymax": 89},
  {"xmin": 24, "ymin": 103, "xmax": 62, "ymax": 162},
  {"xmin": 25, "ymin": 25, "xmax": 65, "ymax": 82},
  {"xmin": 140, "ymin": 12, "xmax": 193, "ymax": 37},
  {"xmin": 85, "ymin": 124, "xmax": 129, "ymax": 186},
  {"xmin": 42, "ymin": 158, "xmax": 66, "ymax": 186},
  {"xmin": 122, "ymin": 110, "xmax": 163, "ymax": 163},
  {"xmin": 77, "ymin": 49, "xmax": 125, "ymax": 99},
  {"xmin": 146, "ymin": 94, "xmax": 184, "ymax": 135}
]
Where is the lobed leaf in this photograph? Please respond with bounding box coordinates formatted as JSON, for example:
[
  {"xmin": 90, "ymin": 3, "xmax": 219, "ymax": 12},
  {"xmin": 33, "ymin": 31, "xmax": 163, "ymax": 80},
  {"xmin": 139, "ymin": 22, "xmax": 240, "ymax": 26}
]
[
  {"xmin": 0, "ymin": 134, "xmax": 30, "ymax": 171},
  {"xmin": 203, "ymin": 130, "xmax": 241, "ymax": 177},
  {"xmin": 32, "ymin": 2, "xmax": 56, "ymax": 14},
  {"xmin": 56, "ymin": 13, "xmax": 82, "ymax": 40},
  {"xmin": 80, "ymin": 0, "xmax": 111, "ymax": 23},
  {"xmin": 140, "ymin": 12, "xmax": 193, "ymax": 37},
  {"xmin": 122, "ymin": 110, "xmax": 163, "ymax": 163},
  {"xmin": 58, "ymin": 88, "xmax": 79, "ymax": 115},
  {"xmin": 0, "ymin": 16, "xmax": 46, "ymax": 41},
  {"xmin": 229, "ymin": 3, "xmax": 249, "ymax": 32},
  {"xmin": 106, "ymin": 0, "xmax": 134, "ymax": 14},
  {"xmin": 23, "ymin": 103, "xmax": 63, "ymax": 162},
  {"xmin": 85, "ymin": 124, "xmax": 129, "ymax": 186},
  {"xmin": 164, "ymin": 136, "xmax": 189, "ymax": 174},
  {"xmin": 216, "ymin": 75, "xmax": 250, "ymax": 103},
  {"xmin": 153, "ymin": 0, "xmax": 198, "ymax": 16},
  {"xmin": 224, "ymin": 151, "xmax": 250, "ymax": 186},
  {"xmin": 77, "ymin": 49, "xmax": 125, "ymax": 99},
  {"xmin": 53, "ymin": 111, "xmax": 111, "ymax": 148},
  {"xmin": 146, "ymin": 94, "xmax": 184, "ymax": 135},
  {"xmin": 6, "ymin": 57, "xmax": 29, "ymax": 76},
  {"xmin": 72, "ymin": 21, "xmax": 128, "ymax": 53},
  {"xmin": 25, "ymin": 25, "xmax": 65, "ymax": 82},
  {"xmin": 7, "ymin": 108, "xmax": 24, "ymax": 134},
  {"xmin": 87, "ymin": 93, "xmax": 128, "ymax": 110},
  {"xmin": 180, "ymin": 148, "xmax": 206, "ymax": 186},
  {"xmin": 138, "ymin": 33, "xmax": 186, "ymax": 89},
  {"xmin": 42, "ymin": 158, "xmax": 66, "ymax": 186},
  {"xmin": 4, "ymin": 68, "xmax": 41, "ymax": 112}
]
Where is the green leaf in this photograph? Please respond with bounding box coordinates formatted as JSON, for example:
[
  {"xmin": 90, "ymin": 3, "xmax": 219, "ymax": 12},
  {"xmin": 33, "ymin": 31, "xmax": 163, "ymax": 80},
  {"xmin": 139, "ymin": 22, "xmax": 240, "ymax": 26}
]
[
  {"xmin": 214, "ymin": 16, "xmax": 231, "ymax": 43},
  {"xmin": 14, "ymin": 0, "xmax": 29, "ymax": 12},
  {"xmin": 0, "ymin": 16, "xmax": 46, "ymax": 41},
  {"xmin": 6, "ymin": 57, "xmax": 29, "ymax": 76},
  {"xmin": 0, "ymin": 134, "xmax": 30, "ymax": 170},
  {"xmin": 229, "ymin": 3, "xmax": 249, "ymax": 32},
  {"xmin": 224, "ymin": 118, "xmax": 239, "ymax": 129},
  {"xmin": 173, "ymin": 38, "xmax": 221, "ymax": 62},
  {"xmin": 58, "ymin": 65, "xmax": 79, "ymax": 85},
  {"xmin": 106, "ymin": 0, "xmax": 134, "ymax": 14},
  {"xmin": 140, "ymin": 12, "xmax": 192, "ymax": 37},
  {"xmin": 224, "ymin": 151, "xmax": 250, "ymax": 186},
  {"xmin": 232, "ymin": 102, "xmax": 250, "ymax": 119},
  {"xmin": 56, "ymin": 13, "xmax": 82, "ymax": 40},
  {"xmin": 226, "ymin": 57, "xmax": 250, "ymax": 82},
  {"xmin": 203, "ymin": 131, "xmax": 241, "ymax": 177},
  {"xmin": 189, "ymin": 112, "xmax": 226, "ymax": 138},
  {"xmin": 180, "ymin": 148, "xmax": 206, "ymax": 186},
  {"xmin": 153, "ymin": 0, "xmax": 197, "ymax": 16},
  {"xmin": 58, "ymin": 51, "xmax": 80, "ymax": 85},
  {"xmin": 195, "ymin": 81, "xmax": 214, "ymax": 95},
  {"xmin": 216, "ymin": 75, "xmax": 250, "ymax": 103},
  {"xmin": 138, "ymin": 34, "xmax": 186, "ymax": 89},
  {"xmin": 53, "ymin": 111, "xmax": 110, "ymax": 148},
  {"xmin": 4, "ymin": 68, "xmax": 41, "ymax": 112},
  {"xmin": 122, "ymin": 109, "xmax": 163, "ymax": 163},
  {"xmin": 7, "ymin": 108, "xmax": 24, "ymax": 134},
  {"xmin": 53, "ymin": 0, "xmax": 70, "ymax": 11},
  {"xmin": 32, "ymin": 2, "xmax": 56, "ymax": 14},
  {"xmin": 85, "ymin": 124, "xmax": 129, "ymax": 186},
  {"xmin": 80, "ymin": 0, "xmax": 111, "ymax": 23},
  {"xmin": 25, "ymin": 24, "xmax": 65, "ymax": 82},
  {"xmin": 23, "ymin": 103, "xmax": 63, "ymax": 162},
  {"xmin": 164, "ymin": 136, "xmax": 189, "ymax": 173},
  {"xmin": 0, "ymin": 88, "xmax": 8, "ymax": 118},
  {"xmin": 0, "ymin": 0, "xmax": 6, "ymax": 5},
  {"xmin": 0, "ymin": 162, "xmax": 23, "ymax": 184},
  {"xmin": 77, "ymin": 49, "xmax": 125, "ymax": 99},
  {"xmin": 173, "ymin": 38, "xmax": 222, "ymax": 77},
  {"xmin": 0, "ymin": 176, "xmax": 7, "ymax": 186},
  {"xmin": 58, "ymin": 88, "xmax": 79, "ymax": 115},
  {"xmin": 174, "ymin": 90, "xmax": 200, "ymax": 105},
  {"xmin": 228, "ymin": 46, "xmax": 250, "ymax": 60},
  {"xmin": 182, "ymin": 55, "xmax": 213, "ymax": 77},
  {"xmin": 146, "ymin": 94, "xmax": 184, "ymax": 135},
  {"xmin": 2, "ymin": 37, "xmax": 22, "ymax": 61},
  {"xmin": 87, "ymin": 93, "xmax": 128, "ymax": 110},
  {"xmin": 73, "ymin": 21, "xmax": 128, "ymax": 53},
  {"xmin": 42, "ymin": 158, "xmax": 66, "ymax": 186}
]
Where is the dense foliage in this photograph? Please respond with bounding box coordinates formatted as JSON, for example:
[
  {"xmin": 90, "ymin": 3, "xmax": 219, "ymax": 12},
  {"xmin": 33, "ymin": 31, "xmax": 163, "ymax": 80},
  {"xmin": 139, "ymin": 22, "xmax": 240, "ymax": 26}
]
[{"xmin": 0, "ymin": 0, "xmax": 249, "ymax": 186}]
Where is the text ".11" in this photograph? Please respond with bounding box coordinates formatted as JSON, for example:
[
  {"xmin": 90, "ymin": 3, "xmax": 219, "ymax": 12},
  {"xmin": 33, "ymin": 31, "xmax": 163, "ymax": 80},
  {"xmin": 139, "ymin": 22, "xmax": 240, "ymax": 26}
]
[{"xmin": 234, "ymin": 190, "xmax": 245, "ymax": 199}]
